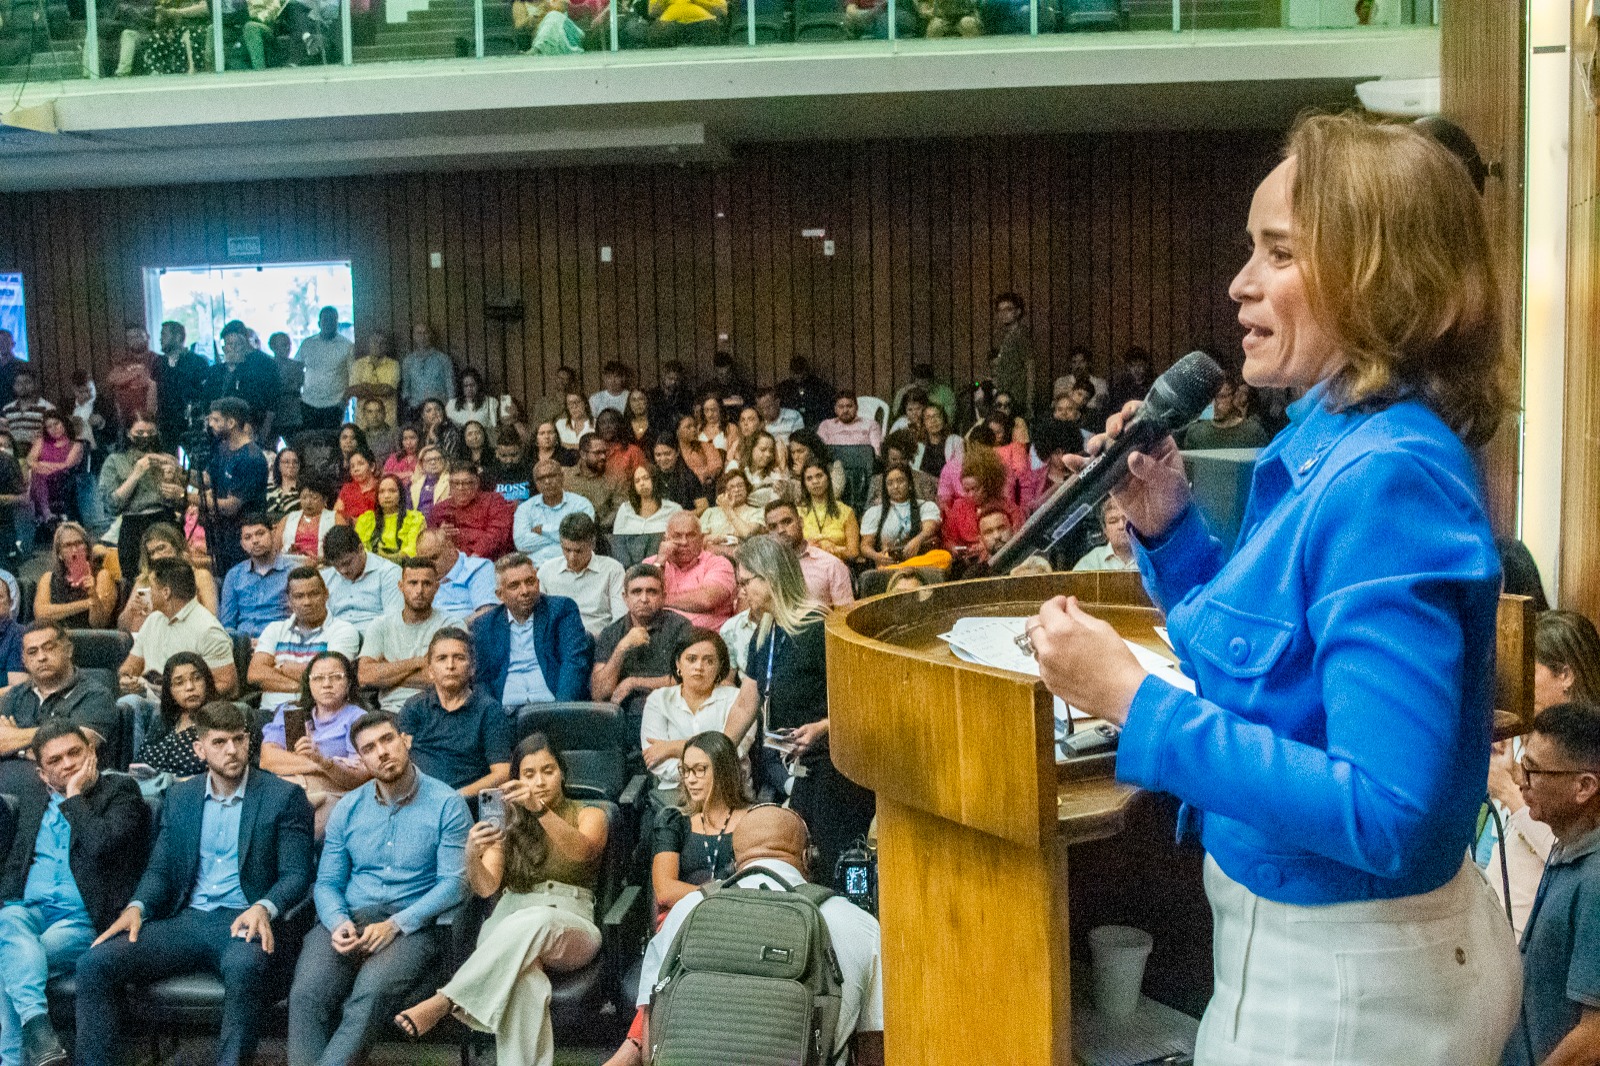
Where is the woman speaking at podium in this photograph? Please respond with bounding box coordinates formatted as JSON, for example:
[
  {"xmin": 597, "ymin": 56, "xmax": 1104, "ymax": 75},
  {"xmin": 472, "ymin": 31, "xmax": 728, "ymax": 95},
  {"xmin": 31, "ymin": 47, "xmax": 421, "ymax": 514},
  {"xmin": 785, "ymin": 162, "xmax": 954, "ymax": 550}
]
[{"xmin": 1028, "ymin": 113, "xmax": 1520, "ymax": 1066}]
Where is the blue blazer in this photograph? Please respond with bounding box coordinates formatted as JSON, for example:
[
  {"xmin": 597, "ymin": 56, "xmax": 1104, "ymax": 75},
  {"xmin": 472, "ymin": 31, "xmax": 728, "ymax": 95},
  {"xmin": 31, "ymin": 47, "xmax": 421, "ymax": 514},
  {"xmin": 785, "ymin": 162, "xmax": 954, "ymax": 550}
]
[
  {"xmin": 1118, "ymin": 384, "xmax": 1501, "ymax": 907},
  {"xmin": 132, "ymin": 768, "xmax": 315, "ymax": 921},
  {"xmin": 470, "ymin": 596, "xmax": 593, "ymax": 704}
]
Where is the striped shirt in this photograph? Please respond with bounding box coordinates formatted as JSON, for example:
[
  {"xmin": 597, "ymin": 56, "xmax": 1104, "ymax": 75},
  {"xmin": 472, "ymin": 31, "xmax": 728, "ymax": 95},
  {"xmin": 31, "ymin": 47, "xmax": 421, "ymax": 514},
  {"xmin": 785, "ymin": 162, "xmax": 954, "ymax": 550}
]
[{"xmin": 256, "ymin": 615, "xmax": 361, "ymax": 711}]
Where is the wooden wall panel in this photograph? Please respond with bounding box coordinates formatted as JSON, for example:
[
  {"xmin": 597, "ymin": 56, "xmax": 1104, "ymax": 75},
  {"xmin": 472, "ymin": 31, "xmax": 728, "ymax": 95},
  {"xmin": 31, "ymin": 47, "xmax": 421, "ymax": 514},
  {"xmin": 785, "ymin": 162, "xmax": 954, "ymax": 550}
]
[
  {"xmin": 1562, "ymin": 5, "xmax": 1600, "ymax": 621},
  {"xmin": 0, "ymin": 131, "xmax": 1278, "ymax": 419},
  {"xmin": 1441, "ymin": 0, "xmax": 1525, "ymax": 537}
]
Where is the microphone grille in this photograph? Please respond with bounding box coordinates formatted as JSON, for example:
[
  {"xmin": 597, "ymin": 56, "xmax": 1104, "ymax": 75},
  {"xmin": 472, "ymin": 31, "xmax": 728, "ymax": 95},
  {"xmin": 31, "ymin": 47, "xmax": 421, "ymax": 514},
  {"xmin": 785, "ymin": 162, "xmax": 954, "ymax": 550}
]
[{"xmin": 1145, "ymin": 351, "xmax": 1226, "ymax": 431}]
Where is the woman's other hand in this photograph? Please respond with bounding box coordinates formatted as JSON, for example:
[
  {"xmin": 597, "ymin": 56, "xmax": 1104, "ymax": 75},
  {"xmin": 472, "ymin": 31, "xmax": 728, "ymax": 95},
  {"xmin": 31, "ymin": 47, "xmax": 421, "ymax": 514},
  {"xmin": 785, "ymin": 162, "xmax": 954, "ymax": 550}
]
[{"xmin": 1028, "ymin": 596, "xmax": 1146, "ymax": 727}]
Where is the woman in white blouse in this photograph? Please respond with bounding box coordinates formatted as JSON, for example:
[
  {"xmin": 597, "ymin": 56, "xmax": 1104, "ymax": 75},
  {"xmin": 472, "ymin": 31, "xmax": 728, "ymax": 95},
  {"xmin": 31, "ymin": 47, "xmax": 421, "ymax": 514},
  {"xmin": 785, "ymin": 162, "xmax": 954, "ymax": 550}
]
[
  {"xmin": 446, "ymin": 367, "xmax": 499, "ymax": 429},
  {"xmin": 731, "ymin": 431, "xmax": 792, "ymax": 508},
  {"xmin": 699, "ymin": 470, "xmax": 765, "ymax": 555},
  {"xmin": 640, "ymin": 629, "xmax": 751, "ymax": 799},
  {"xmin": 860, "ymin": 461, "xmax": 942, "ymax": 569},
  {"xmin": 556, "ymin": 392, "xmax": 595, "ymax": 448},
  {"xmin": 612, "ymin": 464, "xmax": 684, "ymax": 536}
]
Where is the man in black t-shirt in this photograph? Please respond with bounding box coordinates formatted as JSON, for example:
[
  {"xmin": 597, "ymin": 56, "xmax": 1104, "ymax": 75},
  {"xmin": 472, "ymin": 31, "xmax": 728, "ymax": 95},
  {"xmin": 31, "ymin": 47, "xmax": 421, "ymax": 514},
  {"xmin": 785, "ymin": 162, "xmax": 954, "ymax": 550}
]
[
  {"xmin": 201, "ymin": 398, "xmax": 269, "ymax": 580},
  {"xmin": 591, "ymin": 564, "xmax": 691, "ymax": 727}
]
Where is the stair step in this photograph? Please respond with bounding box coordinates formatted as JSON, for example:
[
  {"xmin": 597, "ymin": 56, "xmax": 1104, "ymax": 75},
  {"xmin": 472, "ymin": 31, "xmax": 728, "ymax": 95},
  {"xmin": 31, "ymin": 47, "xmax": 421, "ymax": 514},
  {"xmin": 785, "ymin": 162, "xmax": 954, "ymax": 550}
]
[{"xmin": 352, "ymin": 40, "xmax": 463, "ymax": 57}]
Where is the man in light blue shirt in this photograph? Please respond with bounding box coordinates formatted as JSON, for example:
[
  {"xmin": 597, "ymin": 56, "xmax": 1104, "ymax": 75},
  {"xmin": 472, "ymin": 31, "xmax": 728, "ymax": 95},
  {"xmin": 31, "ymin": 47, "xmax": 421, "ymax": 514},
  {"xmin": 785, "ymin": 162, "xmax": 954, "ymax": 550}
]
[
  {"xmin": 512, "ymin": 461, "xmax": 595, "ymax": 567},
  {"xmin": 399, "ymin": 325, "xmax": 455, "ymax": 416},
  {"xmin": 288, "ymin": 710, "xmax": 470, "ymax": 1066},
  {"xmin": 219, "ymin": 514, "xmax": 294, "ymax": 640},
  {"xmin": 295, "ymin": 306, "xmax": 354, "ymax": 431},
  {"xmin": 416, "ymin": 528, "xmax": 497, "ymax": 620},
  {"xmin": 320, "ymin": 526, "xmax": 404, "ymax": 629}
]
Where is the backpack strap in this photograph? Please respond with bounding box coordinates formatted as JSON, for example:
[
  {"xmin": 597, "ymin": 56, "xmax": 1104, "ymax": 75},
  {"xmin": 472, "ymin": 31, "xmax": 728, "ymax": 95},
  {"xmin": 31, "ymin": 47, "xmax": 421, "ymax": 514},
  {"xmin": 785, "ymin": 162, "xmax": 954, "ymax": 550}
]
[{"xmin": 792, "ymin": 883, "xmax": 835, "ymax": 907}]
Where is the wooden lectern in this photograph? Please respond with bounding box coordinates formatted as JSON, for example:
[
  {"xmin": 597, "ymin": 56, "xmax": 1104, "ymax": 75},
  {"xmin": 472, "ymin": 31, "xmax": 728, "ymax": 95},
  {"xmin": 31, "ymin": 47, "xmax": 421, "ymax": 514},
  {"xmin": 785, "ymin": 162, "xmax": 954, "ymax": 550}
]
[{"xmin": 826, "ymin": 573, "xmax": 1537, "ymax": 1066}]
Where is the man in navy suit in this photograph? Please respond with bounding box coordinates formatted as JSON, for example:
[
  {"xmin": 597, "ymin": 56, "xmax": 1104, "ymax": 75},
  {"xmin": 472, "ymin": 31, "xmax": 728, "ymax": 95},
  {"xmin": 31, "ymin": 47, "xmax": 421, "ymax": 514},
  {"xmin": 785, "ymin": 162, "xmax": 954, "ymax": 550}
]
[
  {"xmin": 469, "ymin": 553, "xmax": 592, "ymax": 714},
  {"xmin": 74, "ymin": 701, "xmax": 315, "ymax": 1066}
]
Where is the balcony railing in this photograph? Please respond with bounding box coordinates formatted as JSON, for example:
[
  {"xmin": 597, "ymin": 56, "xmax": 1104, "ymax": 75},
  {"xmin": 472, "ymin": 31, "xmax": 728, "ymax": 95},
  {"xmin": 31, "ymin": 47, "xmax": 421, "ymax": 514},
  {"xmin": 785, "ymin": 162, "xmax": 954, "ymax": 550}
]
[{"xmin": 1, "ymin": 0, "xmax": 1437, "ymax": 85}]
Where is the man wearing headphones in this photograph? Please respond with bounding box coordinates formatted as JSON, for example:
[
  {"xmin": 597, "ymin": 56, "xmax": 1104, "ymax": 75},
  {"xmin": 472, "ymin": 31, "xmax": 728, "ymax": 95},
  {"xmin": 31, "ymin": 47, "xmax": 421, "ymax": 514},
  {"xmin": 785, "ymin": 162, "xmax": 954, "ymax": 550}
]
[{"xmin": 635, "ymin": 805, "xmax": 885, "ymax": 1066}]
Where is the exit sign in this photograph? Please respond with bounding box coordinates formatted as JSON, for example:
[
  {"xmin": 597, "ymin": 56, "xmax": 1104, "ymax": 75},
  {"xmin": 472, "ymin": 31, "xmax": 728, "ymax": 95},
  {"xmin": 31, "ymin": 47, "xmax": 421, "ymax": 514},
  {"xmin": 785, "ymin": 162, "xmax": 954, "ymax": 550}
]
[{"xmin": 226, "ymin": 236, "xmax": 262, "ymax": 258}]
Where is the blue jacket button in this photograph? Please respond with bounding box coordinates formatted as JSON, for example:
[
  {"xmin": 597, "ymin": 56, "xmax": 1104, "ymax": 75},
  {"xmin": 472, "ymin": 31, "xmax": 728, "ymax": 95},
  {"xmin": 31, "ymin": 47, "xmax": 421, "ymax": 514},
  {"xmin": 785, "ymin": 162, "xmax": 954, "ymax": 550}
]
[
  {"xmin": 1228, "ymin": 637, "xmax": 1250, "ymax": 663},
  {"xmin": 1256, "ymin": 864, "xmax": 1282, "ymax": 887}
]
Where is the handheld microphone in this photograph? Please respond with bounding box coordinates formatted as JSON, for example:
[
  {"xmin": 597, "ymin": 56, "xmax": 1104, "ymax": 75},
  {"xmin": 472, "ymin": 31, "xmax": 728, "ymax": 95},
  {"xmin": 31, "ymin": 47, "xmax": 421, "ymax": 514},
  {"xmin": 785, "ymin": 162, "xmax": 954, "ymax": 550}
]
[{"xmin": 988, "ymin": 350, "xmax": 1225, "ymax": 574}]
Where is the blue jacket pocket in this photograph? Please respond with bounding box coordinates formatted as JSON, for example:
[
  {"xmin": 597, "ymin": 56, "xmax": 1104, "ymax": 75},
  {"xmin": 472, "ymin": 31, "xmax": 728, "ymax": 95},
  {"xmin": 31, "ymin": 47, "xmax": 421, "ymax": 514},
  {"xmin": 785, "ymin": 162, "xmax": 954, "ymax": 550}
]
[{"xmin": 1188, "ymin": 600, "xmax": 1295, "ymax": 680}]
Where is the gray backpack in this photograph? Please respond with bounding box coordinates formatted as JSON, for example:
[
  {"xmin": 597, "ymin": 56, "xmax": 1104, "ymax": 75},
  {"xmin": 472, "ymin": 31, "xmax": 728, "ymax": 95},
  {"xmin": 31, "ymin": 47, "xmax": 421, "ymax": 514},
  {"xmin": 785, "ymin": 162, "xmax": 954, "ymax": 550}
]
[{"xmin": 647, "ymin": 866, "xmax": 846, "ymax": 1066}]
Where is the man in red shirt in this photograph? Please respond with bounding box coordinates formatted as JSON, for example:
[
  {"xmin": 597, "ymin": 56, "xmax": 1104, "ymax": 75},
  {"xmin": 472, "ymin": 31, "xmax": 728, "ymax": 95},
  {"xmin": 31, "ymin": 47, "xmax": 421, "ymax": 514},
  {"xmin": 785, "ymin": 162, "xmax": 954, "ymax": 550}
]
[
  {"xmin": 428, "ymin": 461, "xmax": 514, "ymax": 560},
  {"xmin": 645, "ymin": 511, "xmax": 736, "ymax": 629},
  {"xmin": 106, "ymin": 325, "xmax": 158, "ymax": 431}
]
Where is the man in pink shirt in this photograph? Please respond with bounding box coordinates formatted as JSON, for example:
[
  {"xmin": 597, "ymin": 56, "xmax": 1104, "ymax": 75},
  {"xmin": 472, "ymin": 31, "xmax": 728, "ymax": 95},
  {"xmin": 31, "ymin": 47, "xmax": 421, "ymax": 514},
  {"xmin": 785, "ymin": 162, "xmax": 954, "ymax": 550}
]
[
  {"xmin": 815, "ymin": 391, "xmax": 882, "ymax": 452},
  {"xmin": 646, "ymin": 512, "xmax": 737, "ymax": 629},
  {"xmin": 763, "ymin": 500, "xmax": 855, "ymax": 608}
]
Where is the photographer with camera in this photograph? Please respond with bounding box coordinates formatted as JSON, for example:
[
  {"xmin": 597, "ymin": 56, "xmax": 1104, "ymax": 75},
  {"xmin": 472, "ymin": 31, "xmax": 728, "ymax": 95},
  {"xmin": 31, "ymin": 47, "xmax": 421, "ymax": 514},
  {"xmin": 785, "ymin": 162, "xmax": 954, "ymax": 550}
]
[{"xmin": 198, "ymin": 398, "xmax": 269, "ymax": 580}]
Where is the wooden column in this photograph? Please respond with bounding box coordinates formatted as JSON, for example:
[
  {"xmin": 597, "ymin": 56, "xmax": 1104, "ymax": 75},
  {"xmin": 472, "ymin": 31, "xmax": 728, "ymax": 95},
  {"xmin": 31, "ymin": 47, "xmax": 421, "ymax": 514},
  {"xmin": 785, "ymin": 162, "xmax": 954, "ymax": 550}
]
[{"xmin": 1440, "ymin": 0, "xmax": 1526, "ymax": 536}]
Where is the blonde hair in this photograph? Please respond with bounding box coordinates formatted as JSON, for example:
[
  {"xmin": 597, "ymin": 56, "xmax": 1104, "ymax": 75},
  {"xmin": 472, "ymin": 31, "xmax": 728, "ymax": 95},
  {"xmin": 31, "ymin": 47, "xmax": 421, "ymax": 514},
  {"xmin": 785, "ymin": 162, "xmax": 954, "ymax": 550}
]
[
  {"xmin": 1286, "ymin": 112, "xmax": 1509, "ymax": 447},
  {"xmin": 735, "ymin": 534, "xmax": 826, "ymax": 642}
]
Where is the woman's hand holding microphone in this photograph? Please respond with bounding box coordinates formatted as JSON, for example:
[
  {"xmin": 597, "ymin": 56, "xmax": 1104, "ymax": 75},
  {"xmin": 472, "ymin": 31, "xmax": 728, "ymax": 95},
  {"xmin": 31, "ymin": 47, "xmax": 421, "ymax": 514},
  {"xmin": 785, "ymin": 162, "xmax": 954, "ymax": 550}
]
[{"xmin": 1027, "ymin": 399, "xmax": 1193, "ymax": 726}]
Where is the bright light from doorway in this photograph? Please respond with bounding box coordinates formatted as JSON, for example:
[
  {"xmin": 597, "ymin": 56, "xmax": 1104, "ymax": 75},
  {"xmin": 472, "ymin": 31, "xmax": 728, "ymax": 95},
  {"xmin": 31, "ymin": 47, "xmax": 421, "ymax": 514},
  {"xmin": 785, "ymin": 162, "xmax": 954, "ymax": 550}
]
[{"xmin": 145, "ymin": 261, "xmax": 354, "ymax": 360}]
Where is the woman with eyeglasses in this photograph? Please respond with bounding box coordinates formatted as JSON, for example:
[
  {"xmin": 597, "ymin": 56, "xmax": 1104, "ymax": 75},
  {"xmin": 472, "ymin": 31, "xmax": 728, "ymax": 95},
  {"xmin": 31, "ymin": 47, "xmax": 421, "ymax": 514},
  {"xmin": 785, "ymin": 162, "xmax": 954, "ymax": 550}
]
[
  {"xmin": 35, "ymin": 522, "xmax": 118, "ymax": 630},
  {"xmin": 258, "ymin": 649, "xmax": 373, "ymax": 835},
  {"xmin": 133, "ymin": 651, "xmax": 220, "ymax": 780},
  {"xmin": 409, "ymin": 445, "xmax": 452, "ymax": 520},
  {"xmin": 722, "ymin": 535, "xmax": 873, "ymax": 877}
]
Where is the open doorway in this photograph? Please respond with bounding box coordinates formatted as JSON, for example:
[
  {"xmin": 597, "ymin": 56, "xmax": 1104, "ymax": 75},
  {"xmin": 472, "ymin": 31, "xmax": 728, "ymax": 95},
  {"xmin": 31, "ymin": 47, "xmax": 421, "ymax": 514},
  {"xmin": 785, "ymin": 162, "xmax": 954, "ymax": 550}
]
[{"xmin": 144, "ymin": 261, "xmax": 354, "ymax": 359}]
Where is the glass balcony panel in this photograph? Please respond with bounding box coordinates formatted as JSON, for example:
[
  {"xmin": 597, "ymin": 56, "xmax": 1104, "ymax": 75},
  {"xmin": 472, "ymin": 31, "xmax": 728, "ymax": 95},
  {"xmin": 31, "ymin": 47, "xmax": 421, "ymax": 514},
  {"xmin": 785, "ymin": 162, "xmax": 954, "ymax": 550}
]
[{"xmin": 0, "ymin": 0, "xmax": 89, "ymax": 82}]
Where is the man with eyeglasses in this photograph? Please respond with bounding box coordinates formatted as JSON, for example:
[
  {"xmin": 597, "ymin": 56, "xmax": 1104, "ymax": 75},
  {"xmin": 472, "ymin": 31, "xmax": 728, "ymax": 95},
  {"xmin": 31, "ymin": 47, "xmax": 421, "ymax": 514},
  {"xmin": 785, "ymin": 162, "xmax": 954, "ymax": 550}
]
[
  {"xmin": 563, "ymin": 433, "xmax": 623, "ymax": 533},
  {"xmin": 1501, "ymin": 700, "xmax": 1600, "ymax": 1066},
  {"xmin": 513, "ymin": 461, "xmax": 594, "ymax": 567},
  {"xmin": 426, "ymin": 462, "xmax": 514, "ymax": 561}
]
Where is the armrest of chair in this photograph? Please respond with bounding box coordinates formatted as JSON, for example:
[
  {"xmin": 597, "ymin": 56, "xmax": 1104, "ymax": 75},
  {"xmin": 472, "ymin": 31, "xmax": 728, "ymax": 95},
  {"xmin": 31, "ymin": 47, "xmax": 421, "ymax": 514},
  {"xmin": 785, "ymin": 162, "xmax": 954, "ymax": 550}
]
[
  {"xmin": 603, "ymin": 883, "xmax": 643, "ymax": 931},
  {"xmin": 619, "ymin": 772, "xmax": 648, "ymax": 810}
]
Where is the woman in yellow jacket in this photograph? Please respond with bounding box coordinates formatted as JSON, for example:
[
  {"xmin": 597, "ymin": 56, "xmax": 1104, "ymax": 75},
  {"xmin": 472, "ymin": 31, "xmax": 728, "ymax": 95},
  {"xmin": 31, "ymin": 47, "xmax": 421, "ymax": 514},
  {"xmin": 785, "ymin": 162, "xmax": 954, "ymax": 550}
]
[{"xmin": 357, "ymin": 474, "xmax": 427, "ymax": 561}]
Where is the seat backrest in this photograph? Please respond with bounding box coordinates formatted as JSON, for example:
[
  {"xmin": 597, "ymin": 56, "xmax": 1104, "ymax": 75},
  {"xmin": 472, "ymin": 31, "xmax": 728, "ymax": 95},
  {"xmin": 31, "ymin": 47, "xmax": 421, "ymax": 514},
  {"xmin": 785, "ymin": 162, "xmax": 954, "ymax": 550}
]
[
  {"xmin": 831, "ymin": 444, "xmax": 877, "ymax": 516},
  {"xmin": 857, "ymin": 565, "xmax": 945, "ymax": 598},
  {"xmin": 856, "ymin": 395, "xmax": 890, "ymax": 436},
  {"xmin": 71, "ymin": 629, "xmax": 133, "ymax": 673},
  {"xmin": 14, "ymin": 576, "xmax": 33, "ymax": 624},
  {"xmin": 515, "ymin": 702, "xmax": 629, "ymax": 800}
]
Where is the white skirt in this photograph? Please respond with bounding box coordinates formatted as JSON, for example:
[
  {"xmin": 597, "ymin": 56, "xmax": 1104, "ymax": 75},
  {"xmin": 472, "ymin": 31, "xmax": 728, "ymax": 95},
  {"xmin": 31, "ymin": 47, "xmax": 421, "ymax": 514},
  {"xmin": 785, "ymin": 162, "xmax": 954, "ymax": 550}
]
[{"xmin": 1195, "ymin": 855, "xmax": 1521, "ymax": 1066}]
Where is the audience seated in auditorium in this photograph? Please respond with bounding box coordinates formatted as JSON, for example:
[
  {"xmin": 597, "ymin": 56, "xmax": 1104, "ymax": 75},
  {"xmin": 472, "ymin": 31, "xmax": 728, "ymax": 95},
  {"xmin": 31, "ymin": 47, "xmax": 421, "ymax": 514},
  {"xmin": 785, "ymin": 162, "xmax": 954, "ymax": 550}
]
[
  {"xmin": 397, "ymin": 628, "xmax": 511, "ymax": 797},
  {"xmin": 529, "ymin": 420, "xmax": 575, "ymax": 469},
  {"xmin": 358, "ymin": 557, "xmax": 463, "ymax": 713},
  {"xmin": 288, "ymin": 709, "xmax": 471, "ymax": 1066},
  {"xmin": 536, "ymin": 513, "xmax": 625, "ymax": 638},
  {"xmin": 596, "ymin": 408, "xmax": 647, "ymax": 484},
  {"xmin": 117, "ymin": 521, "xmax": 219, "ymax": 634},
  {"xmin": 514, "ymin": 459, "xmax": 596, "ymax": 566},
  {"xmin": 276, "ymin": 476, "xmax": 341, "ymax": 567},
  {"xmin": 34, "ymin": 522, "xmax": 117, "ymax": 631},
  {"xmin": 320, "ymin": 525, "xmax": 404, "ymax": 628},
  {"xmin": 410, "ymin": 446, "xmax": 452, "ymax": 520},
  {"xmin": 0, "ymin": 621, "xmax": 119, "ymax": 796},
  {"xmin": 893, "ymin": 363, "xmax": 956, "ymax": 425},
  {"xmin": 941, "ymin": 443, "xmax": 1021, "ymax": 561},
  {"xmin": 917, "ymin": 403, "xmax": 961, "ymax": 481},
  {"xmin": 414, "ymin": 528, "xmax": 497, "ymax": 619},
  {"xmin": 199, "ymin": 397, "xmax": 270, "ymax": 581},
  {"xmin": 28, "ymin": 411, "xmax": 84, "ymax": 530},
  {"xmin": 132, "ymin": 652, "xmax": 220, "ymax": 779},
  {"xmin": 734, "ymin": 429, "xmax": 792, "ymax": 508},
  {"xmin": 564, "ymin": 433, "xmax": 624, "ymax": 532},
  {"xmin": 100, "ymin": 415, "xmax": 179, "ymax": 577},
  {"xmin": 0, "ymin": 582, "xmax": 23, "ymax": 685},
  {"xmin": 348, "ymin": 329, "xmax": 402, "ymax": 427},
  {"xmin": 336, "ymin": 449, "xmax": 380, "ymax": 524},
  {"xmin": 267, "ymin": 447, "xmax": 304, "ymax": 525},
  {"xmin": 1022, "ymin": 442, "xmax": 1072, "ymax": 513},
  {"xmin": 429, "ymin": 461, "xmax": 515, "ymax": 560},
  {"xmin": 817, "ymin": 390, "xmax": 883, "ymax": 452},
  {"xmin": 887, "ymin": 387, "xmax": 927, "ymax": 438},
  {"xmin": 470, "ymin": 553, "xmax": 592, "ymax": 713},
  {"xmin": 359, "ymin": 399, "xmax": 398, "ymax": 465},
  {"xmin": 592, "ymin": 563, "xmax": 694, "ymax": 719},
  {"xmin": 354, "ymin": 473, "xmax": 425, "ymax": 562},
  {"xmin": 460, "ymin": 421, "xmax": 491, "ymax": 469},
  {"xmin": 871, "ymin": 431, "xmax": 940, "ymax": 507},
  {"xmin": 395, "ymin": 733, "xmax": 607, "ymax": 1059},
  {"xmin": 647, "ymin": 360, "xmax": 695, "ymax": 428},
  {"xmin": 119, "ymin": 558, "xmax": 239, "ymax": 705},
  {"xmin": 648, "ymin": 512, "xmax": 737, "ymax": 630},
  {"xmin": 787, "ymin": 429, "xmax": 847, "ymax": 500},
  {"xmin": 700, "ymin": 469, "xmax": 765, "ymax": 553},
  {"xmin": 696, "ymin": 393, "xmax": 738, "ymax": 457},
  {"xmin": 2, "ymin": 370, "xmax": 54, "ymax": 449},
  {"xmin": 649, "ymin": 432, "xmax": 708, "ymax": 515},
  {"xmin": 76, "ymin": 701, "xmax": 315, "ymax": 1066},
  {"xmin": 640, "ymin": 630, "xmax": 748, "ymax": 800},
  {"xmin": 776, "ymin": 356, "xmax": 835, "ymax": 429},
  {"xmin": 621, "ymin": 389, "xmax": 653, "ymax": 448},
  {"xmin": 1107, "ymin": 345, "xmax": 1154, "ymax": 414},
  {"xmin": 446, "ymin": 371, "xmax": 498, "ymax": 434},
  {"xmin": 755, "ymin": 388, "xmax": 803, "ymax": 451},
  {"xmin": 675, "ymin": 415, "xmax": 722, "ymax": 499},
  {"xmin": 488, "ymin": 430, "xmax": 531, "ymax": 502},
  {"xmin": 383, "ymin": 426, "xmax": 423, "ymax": 482},
  {"xmin": 250, "ymin": 566, "xmax": 361, "ymax": 712},
  {"xmin": 1503, "ymin": 700, "xmax": 1600, "ymax": 1066},
  {"xmin": 401, "ymin": 324, "xmax": 455, "ymax": 416},
  {"xmin": 1072, "ymin": 499, "xmax": 1137, "ymax": 572},
  {"xmin": 1056, "ymin": 346, "xmax": 1108, "ymax": 426},
  {"xmin": 860, "ymin": 462, "xmax": 942, "ymax": 570},
  {"xmin": 763, "ymin": 499, "xmax": 853, "ymax": 608},
  {"xmin": 259, "ymin": 650, "xmax": 374, "ymax": 834},
  {"xmin": 797, "ymin": 460, "xmax": 860, "ymax": 563},
  {"xmin": 635, "ymin": 806, "xmax": 885, "ymax": 1065},
  {"xmin": 415, "ymin": 400, "xmax": 464, "ymax": 462},
  {"xmin": 219, "ymin": 512, "xmax": 295, "ymax": 640},
  {"xmin": 1032, "ymin": 387, "xmax": 1090, "ymax": 460},
  {"xmin": 1182, "ymin": 377, "xmax": 1272, "ymax": 450},
  {"xmin": 587, "ymin": 362, "xmax": 629, "ymax": 421},
  {"xmin": 707, "ymin": 352, "xmax": 752, "ymax": 411},
  {"xmin": 614, "ymin": 464, "xmax": 684, "ymax": 553},
  {"xmin": 0, "ymin": 720, "xmax": 151, "ymax": 1066},
  {"xmin": 557, "ymin": 392, "xmax": 596, "ymax": 449}
]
